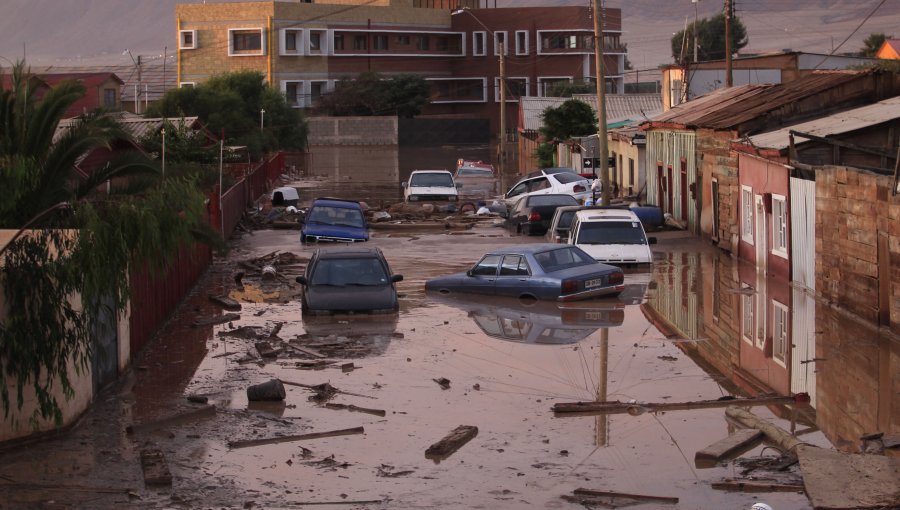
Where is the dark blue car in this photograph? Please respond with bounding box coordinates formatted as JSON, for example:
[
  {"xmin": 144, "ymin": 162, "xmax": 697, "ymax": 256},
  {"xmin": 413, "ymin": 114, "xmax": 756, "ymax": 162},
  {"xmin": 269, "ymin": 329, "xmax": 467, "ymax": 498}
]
[{"xmin": 301, "ymin": 198, "xmax": 369, "ymax": 243}]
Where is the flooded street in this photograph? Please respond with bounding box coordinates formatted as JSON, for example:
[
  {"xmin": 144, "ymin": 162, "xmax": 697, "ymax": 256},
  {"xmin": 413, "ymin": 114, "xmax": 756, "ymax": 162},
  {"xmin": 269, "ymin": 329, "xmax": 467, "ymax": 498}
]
[{"xmin": 0, "ymin": 170, "xmax": 897, "ymax": 509}]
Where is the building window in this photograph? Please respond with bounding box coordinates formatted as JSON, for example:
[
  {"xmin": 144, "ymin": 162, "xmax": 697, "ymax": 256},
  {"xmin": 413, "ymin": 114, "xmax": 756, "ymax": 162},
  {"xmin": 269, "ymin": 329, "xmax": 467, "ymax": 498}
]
[
  {"xmin": 310, "ymin": 81, "xmax": 327, "ymax": 105},
  {"xmin": 374, "ymin": 35, "xmax": 388, "ymax": 50},
  {"xmin": 772, "ymin": 301, "xmax": 788, "ymax": 366},
  {"xmin": 309, "ymin": 30, "xmax": 325, "ymax": 52},
  {"xmin": 537, "ymin": 77, "xmax": 571, "ymax": 96},
  {"xmin": 179, "ymin": 82, "xmax": 195, "ymax": 89},
  {"xmin": 396, "ymin": 35, "xmax": 410, "ymax": 45},
  {"xmin": 354, "ymin": 35, "xmax": 367, "ymax": 51},
  {"xmin": 179, "ymin": 30, "xmax": 197, "ymax": 50},
  {"xmin": 495, "ymin": 77, "xmax": 528, "ymax": 101},
  {"xmin": 228, "ymin": 28, "xmax": 265, "ymax": 56},
  {"xmin": 516, "ymin": 30, "xmax": 528, "ymax": 55},
  {"xmin": 280, "ymin": 28, "xmax": 303, "ymax": 55},
  {"xmin": 772, "ymin": 195, "xmax": 788, "ymax": 257},
  {"xmin": 436, "ymin": 36, "xmax": 449, "ymax": 51},
  {"xmin": 334, "ymin": 34, "xmax": 344, "ymax": 51},
  {"xmin": 741, "ymin": 186, "xmax": 754, "ymax": 244},
  {"xmin": 473, "ymin": 31, "xmax": 486, "ymax": 56},
  {"xmin": 427, "ymin": 77, "xmax": 487, "ymax": 103},
  {"xmin": 417, "ymin": 36, "xmax": 430, "ymax": 51},
  {"xmin": 282, "ymin": 80, "xmax": 304, "ymax": 107},
  {"xmin": 494, "ymin": 31, "xmax": 508, "ymax": 55},
  {"xmin": 103, "ymin": 88, "xmax": 117, "ymax": 109},
  {"xmin": 741, "ymin": 287, "xmax": 754, "ymax": 344}
]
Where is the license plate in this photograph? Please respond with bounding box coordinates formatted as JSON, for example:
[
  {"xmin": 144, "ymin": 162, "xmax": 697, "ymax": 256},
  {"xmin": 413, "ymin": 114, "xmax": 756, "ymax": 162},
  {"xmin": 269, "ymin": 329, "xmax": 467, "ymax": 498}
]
[
  {"xmin": 585, "ymin": 278, "xmax": 604, "ymax": 289},
  {"xmin": 585, "ymin": 311, "xmax": 605, "ymax": 321}
]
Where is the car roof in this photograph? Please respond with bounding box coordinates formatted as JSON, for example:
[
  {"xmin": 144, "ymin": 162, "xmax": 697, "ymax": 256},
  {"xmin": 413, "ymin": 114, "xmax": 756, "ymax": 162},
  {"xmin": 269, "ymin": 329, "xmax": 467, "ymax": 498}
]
[
  {"xmin": 523, "ymin": 167, "xmax": 576, "ymax": 179},
  {"xmin": 574, "ymin": 209, "xmax": 640, "ymax": 221},
  {"xmin": 311, "ymin": 198, "xmax": 363, "ymax": 209},
  {"xmin": 314, "ymin": 246, "xmax": 383, "ymax": 259}
]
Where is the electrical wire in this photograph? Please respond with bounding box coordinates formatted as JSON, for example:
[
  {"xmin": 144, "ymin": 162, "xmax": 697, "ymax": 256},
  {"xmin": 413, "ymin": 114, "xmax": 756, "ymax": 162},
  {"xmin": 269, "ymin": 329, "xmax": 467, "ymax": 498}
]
[{"xmin": 813, "ymin": 0, "xmax": 888, "ymax": 69}]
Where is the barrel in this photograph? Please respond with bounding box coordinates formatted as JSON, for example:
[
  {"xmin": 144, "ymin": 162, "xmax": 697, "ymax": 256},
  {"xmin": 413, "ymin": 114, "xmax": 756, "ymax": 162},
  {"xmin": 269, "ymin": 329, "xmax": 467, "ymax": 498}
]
[{"xmin": 629, "ymin": 205, "xmax": 664, "ymax": 229}]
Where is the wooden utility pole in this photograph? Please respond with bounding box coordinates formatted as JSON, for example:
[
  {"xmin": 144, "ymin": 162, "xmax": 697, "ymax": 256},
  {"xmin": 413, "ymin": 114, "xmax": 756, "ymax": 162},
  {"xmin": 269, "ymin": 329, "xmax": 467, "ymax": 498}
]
[
  {"xmin": 499, "ymin": 39, "xmax": 507, "ymax": 193},
  {"xmin": 725, "ymin": 0, "xmax": 732, "ymax": 87},
  {"xmin": 593, "ymin": 0, "xmax": 610, "ymax": 205}
]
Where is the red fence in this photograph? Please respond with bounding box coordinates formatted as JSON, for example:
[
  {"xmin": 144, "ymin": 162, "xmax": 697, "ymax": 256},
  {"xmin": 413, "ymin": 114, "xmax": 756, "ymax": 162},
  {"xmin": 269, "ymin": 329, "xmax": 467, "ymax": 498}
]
[{"xmin": 128, "ymin": 152, "xmax": 286, "ymax": 355}]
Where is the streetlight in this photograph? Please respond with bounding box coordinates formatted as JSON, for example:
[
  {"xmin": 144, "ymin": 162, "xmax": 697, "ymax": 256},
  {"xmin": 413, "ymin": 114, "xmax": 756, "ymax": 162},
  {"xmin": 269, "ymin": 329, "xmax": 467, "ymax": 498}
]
[
  {"xmin": 451, "ymin": 8, "xmax": 508, "ymax": 194},
  {"xmin": 161, "ymin": 126, "xmax": 166, "ymax": 177},
  {"xmin": 260, "ymin": 108, "xmax": 266, "ymax": 130}
]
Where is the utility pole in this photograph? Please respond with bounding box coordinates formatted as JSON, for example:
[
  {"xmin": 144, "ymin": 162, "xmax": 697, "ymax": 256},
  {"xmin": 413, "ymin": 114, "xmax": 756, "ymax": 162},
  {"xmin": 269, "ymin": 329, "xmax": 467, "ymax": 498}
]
[
  {"xmin": 592, "ymin": 0, "xmax": 610, "ymax": 206},
  {"xmin": 725, "ymin": 0, "xmax": 732, "ymax": 87},
  {"xmin": 693, "ymin": 0, "xmax": 699, "ymax": 63},
  {"xmin": 498, "ymin": 38, "xmax": 507, "ymax": 194},
  {"xmin": 137, "ymin": 55, "xmax": 142, "ymax": 113}
]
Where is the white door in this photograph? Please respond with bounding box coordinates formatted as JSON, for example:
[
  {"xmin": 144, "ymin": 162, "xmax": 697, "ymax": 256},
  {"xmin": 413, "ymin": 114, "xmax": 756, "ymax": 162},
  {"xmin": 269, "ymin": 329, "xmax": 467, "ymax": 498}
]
[{"xmin": 755, "ymin": 195, "xmax": 767, "ymax": 274}]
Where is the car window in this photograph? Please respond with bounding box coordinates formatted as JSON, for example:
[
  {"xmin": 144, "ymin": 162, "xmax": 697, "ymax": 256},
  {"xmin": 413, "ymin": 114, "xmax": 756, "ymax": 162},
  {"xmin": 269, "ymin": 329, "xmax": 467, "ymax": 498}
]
[
  {"xmin": 499, "ymin": 255, "xmax": 530, "ymax": 276},
  {"xmin": 558, "ymin": 210, "xmax": 576, "ymax": 229},
  {"xmin": 457, "ymin": 167, "xmax": 491, "ymax": 177},
  {"xmin": 553, "ymin": 172, "xmax": 587, "ymax": 184},
  {"xmin": 533, "ymin": 246, "xmax": 595, "ymax": 272},
  {"xmin": 507, "ymin": 181, "xmax": 529, "ymax": 197},
  {"xmin": 528, "ymin": 177, "xmax": 550, "ymax": 192},
  {"xmin": 410, "ymin": 173, "xmax": 454, "ymax": 187},
  {"xmin": 528, "ymin": 195, "xmax": 579, "ymax": 207},
  {"xmin": 307, "ymin": 205, "xmax": 365, "ymax": 228},
  {"xmin": 471, "ymin": 255, "xmax": 501, "ymax": 276},
  {"xmin": 576, "ymin": 221, "xmax": 648, "ymax": 245},
  {"xmin": 311, "ymin": 257, "xmax": 388, "ymax": 286}
]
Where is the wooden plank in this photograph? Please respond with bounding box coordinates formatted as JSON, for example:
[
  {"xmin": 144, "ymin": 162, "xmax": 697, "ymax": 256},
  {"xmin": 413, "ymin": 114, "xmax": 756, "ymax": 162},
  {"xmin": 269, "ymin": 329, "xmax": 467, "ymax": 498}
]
[
  {"xmin": 228, "ymin": 426, "xmax": 365, "ymax": 449},
  {"xmin": 192, "ymin": 313, "xmax": 240, "ymax": 327},
  {"xmin": 140, "ymin": 448, "xmax": 172, "ymax": 486},
  {"xmin": 284, "ymin": 343, "xmax": 326, "ymax": 359},
  {"xmin": 554, "ymin": 394, "xmax": 808, "ymax": 416},
  {"xmin": 324, "ymin": 403, "xmax": 386, "ymax": 417},
  {"xmin": 711, "ymin": 480, "xmax": 805, "ymax": 493},
  {"xmin": 126, "ymin": 405, "xmax": 216, "ymax": 434},
  {"xmin": 425, "ymin": 425, "xmax": 478, "ymax": 461},
  {"xmin": 695, "ymin": 429, "xmax": 764, "ymax": 465},
  {"xmin": 798, "ymin": 444, "xmax": 900, "ymax": 509},
  {"xmin": 573, "ymin": 488, "xmax": 678, "ymax": 504}
]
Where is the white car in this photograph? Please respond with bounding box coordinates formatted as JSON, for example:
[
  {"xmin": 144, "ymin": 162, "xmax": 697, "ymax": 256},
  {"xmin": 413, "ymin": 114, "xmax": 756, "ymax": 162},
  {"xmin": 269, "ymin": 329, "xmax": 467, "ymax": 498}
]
[
  {"xmin": 403, "ymin": 170, "xmax": 459, "ymax": 202},
  {"xmin": 503, "ymin": 168, "xmax": 591, "ymax": 207},
  {"xmin": 568, "ymin": 209, "xmax": 656, "ymax": 265}
]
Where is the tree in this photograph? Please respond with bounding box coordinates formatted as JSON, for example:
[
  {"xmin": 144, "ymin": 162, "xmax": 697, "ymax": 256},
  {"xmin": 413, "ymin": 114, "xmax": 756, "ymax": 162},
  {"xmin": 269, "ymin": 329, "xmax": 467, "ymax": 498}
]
[
  {"xmin": 0, "ymin": 61, "xmax": 216, "ymax": 424},
  {"xmin": 861, "ymin": 32, "xmax": 890, "ymax": 57},
  {"xmin": 671, "ymin": 13, "xmax": 748, "ymax": 64},
  {"xmin": 545, "ymin": 80, "xmax": 595, "ymax": 98},
  {"xmin": 313, "ymin": 72, "xmax": 430, "ymax": 118},
  {"xmin": 535, "ymin": 143, "xmax": 555, "ymax": 169},
  {"xmin": 540, "ymin": 99, "xmax": 597, "ymax": 142},
  {"xmin": 146, "ymin": 70, "xmax": 307, "ymax": 158}
]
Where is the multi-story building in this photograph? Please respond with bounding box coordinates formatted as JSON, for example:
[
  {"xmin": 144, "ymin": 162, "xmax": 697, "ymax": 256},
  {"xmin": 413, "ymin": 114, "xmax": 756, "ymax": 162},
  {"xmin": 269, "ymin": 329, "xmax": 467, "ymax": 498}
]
[{"xmin": 175, "ymin": 0, "xmax": 625, "ymax": 148}]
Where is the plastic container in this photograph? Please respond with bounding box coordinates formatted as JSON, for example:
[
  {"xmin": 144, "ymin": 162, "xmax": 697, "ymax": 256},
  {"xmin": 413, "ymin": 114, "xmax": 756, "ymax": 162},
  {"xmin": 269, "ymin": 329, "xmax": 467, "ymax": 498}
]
[{"xmin": 629, "ymin": 205, "xmax": 664, "ymax": 229}]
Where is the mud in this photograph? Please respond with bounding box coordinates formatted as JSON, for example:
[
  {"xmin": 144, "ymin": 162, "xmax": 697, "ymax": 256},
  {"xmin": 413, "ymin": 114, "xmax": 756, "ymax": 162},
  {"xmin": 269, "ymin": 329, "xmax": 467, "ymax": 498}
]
[{"xmin": 0, "ymin": 176, "xmax": 898, "ymax": 510}]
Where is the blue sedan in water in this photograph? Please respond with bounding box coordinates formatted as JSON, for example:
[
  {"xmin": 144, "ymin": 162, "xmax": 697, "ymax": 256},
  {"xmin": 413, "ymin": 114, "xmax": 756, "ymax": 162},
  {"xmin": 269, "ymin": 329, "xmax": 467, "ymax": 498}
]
[
  {"xmin": 301, "ymin": 198, "xmax": 369, "ymax": 243},
  {"xmin": 425, "ymin": 244, "xmax": 624, "ymax": 301}
]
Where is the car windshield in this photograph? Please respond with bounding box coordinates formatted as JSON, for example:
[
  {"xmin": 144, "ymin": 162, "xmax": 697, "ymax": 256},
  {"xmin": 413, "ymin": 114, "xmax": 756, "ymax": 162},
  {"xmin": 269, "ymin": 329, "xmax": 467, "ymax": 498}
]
[
  {"xmin": 576, "ymin": 221, "xmax": 648, "ymax": 245},
  {"xmin": 306, "ymin": 205, "xmax": 365, "ymax": 228},
  {"xmin": 528, "ymin": 195, "xmax": 579, "ymax": 207},
  {"xmin": 311, "ymin": 257, "xmax": 389, "ymax": 286},
  {"xmin": 533, "ymin": 246, "xmax": 595, "ymax": 273},
  {"xmin": 456, "ymin": 167, "xmax": 492, "ymax": 177},
  {"xmin": 553, "ymin": 172, "xmax": 586, "ymax": 184},
  {"xmin": 410, "ymin": 173, "xmax": 454, "ymax": 187}
]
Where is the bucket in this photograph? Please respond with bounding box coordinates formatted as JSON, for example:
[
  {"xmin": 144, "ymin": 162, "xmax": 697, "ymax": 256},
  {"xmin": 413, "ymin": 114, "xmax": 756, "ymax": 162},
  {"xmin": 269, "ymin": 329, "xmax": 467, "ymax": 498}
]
[{"xmin": 247, "ymin": 378, "xmax": 286, "ymax": 401}]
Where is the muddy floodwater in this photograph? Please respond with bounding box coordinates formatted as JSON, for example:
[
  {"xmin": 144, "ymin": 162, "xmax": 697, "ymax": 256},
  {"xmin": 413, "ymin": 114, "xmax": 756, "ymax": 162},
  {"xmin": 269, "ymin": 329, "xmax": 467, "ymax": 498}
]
[{"xmin": 0, "ymin": 172, "xmax": 897, "ymax": 510}]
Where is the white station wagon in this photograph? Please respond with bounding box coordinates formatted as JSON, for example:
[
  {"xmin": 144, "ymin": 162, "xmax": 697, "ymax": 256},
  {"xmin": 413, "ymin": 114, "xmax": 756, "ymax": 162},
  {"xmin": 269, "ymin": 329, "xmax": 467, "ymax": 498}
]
[{"xmin": 568, "ymin": 209, "xmax": 656, "ymax": 265}]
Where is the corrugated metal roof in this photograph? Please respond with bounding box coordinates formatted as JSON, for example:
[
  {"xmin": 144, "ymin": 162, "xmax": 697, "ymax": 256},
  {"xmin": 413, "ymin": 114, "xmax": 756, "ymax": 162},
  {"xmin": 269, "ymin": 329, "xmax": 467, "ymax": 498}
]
[
  {"xmin": 36, "ymin": 57, "xmax": 176, "ymax": 102},
  {"xmin": 520, "ymin": 93, "xmax": 663, "ymax": 132},
  {"xmin": 54, "ymin": 113, "xmax": 202, "ymax": 144},
  {"xmin": 647, "ymin": 71, "xmax": 872, "ymax": 130},
  {"xmin": 745, "ymin": 95, "xmax": 900, "ymax": 150}
]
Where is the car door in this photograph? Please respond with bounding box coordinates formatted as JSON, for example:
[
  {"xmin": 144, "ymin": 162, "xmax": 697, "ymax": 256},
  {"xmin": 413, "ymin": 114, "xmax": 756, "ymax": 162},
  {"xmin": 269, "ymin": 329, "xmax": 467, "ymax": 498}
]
[
  {"xmin": 494, "ymin": 254, "xmax": 532, "ymax": 297},
  {"xmin": 466, "ymin": 254, "xmax": 501, "ymax": 294}
]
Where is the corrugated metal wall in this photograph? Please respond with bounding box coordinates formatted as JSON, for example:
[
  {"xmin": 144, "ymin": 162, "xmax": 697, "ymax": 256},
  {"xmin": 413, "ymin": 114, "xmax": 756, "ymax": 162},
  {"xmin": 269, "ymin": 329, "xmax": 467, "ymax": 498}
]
[
  {"xmin": 789, "ymin": 177, "xmax": 815, "ymax": 291},
  {"xmin": 645, "ymin": 130, "xmax": 698, "ymax": 232}
]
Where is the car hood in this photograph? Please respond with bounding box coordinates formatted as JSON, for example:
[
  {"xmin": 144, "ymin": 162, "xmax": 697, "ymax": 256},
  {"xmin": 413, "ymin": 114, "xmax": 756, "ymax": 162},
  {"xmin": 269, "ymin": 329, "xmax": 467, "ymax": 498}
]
[
  {"xmin": 305, "ymin": 284, "xmax": 396, "ymax": 312},
  {"xmin": 303, "ymin": 222, "xmax": 368, "ymax": 240}
]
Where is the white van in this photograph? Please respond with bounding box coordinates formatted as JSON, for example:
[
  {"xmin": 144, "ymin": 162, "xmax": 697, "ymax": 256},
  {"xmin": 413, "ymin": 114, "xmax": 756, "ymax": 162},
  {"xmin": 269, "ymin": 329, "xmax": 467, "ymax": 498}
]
[
  {"xmin": 568, "ymin": 209, "xmax": 656, "ymax": 265},
  {"xmin": 403, "ymin": 170, "xmax": 459, "ymax": 202}
]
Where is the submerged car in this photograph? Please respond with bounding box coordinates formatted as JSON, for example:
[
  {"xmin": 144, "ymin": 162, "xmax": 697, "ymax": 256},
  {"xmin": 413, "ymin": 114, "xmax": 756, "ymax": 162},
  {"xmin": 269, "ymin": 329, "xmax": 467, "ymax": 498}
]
[
  {"xmin": 454, "ymin": 160, "xmax": 498, "ymax": 199},
  {"xmin": 506, "ymin": 194, "xmax": 580, "ymax": 236},
  {"xmin": 403, "ymin": 170, "xmax": 459, "ymax": 202},
  {"xmin": 424, "ymin": 244, "xmax": 624, "ymax": 301},
  {"xmin": 296, "ymin": 247, "xmax": 403, "ymax": 315},
  {"xmin": 545, "ymin": 205, "xmax": 583, "ymax": 243},
  {"xmin": 569, "ymin": 209, "xmax": 656, "ymax": 265},
  {"xmin": 503, "ymin": 168, "xmax": 591, "ymax": 206},
  {"xmin": 301, "ymin": 198, "xmax": 369, "ymax": 243}
]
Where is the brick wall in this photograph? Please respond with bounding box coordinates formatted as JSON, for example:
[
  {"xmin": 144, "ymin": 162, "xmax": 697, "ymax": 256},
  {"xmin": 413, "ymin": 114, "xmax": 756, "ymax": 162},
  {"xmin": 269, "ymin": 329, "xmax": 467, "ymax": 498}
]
[
  {"xmin": 697, "ymin": 128, "xmax": 739, "ymax": 253},
  {"xmin": 816, "ymin": 166, "xmax": 900, "ymax": 330}
]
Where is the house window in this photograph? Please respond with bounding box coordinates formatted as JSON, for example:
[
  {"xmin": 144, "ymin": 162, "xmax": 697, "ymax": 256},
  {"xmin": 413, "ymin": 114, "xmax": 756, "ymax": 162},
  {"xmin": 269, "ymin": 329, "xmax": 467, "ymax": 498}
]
[
  {"xmin": 309, "ymin": 31, "xmax": 324, "ymax": 52},
  {"xmin": 286, "ymin": 31, "xmax": 297, "ymax": 51},
  {"xmin": 228, "ymin": 28, "xmax": 264, "ymax": 56},
  {"xmin": 494, "ymin": 31, "xmax": 508, "ymax": 55},
  {"xmin": 103, "ymin": 89, "xmax": 117, "ymax": 108},
  {"xmin": 396, "ymin": 35, "xmax": 410, "ymax": 45},
  {"xmin": 516, "ymin": 30, "xmax": 528, "ymax": 55},
  {"xmin": 741, "ymin": 288, "xmax": 754, "ymax": 344},
  {"xmin": 473, "ymin": 31, "xmax": 486, "ymax": 56},
  {"xmin": 772, "ymin": 301, "xmax": 788, "ymax": 366},
  {"xmin": 374, "ymin": 35, "xmax": 388, "ymax": 50},
  {"xmin": 354, "ymin": 35, "xmax": 367, "ymax": 50},
  {"xmin": 741, "ymin": 186, "xmax": 754, "ymax": 244},
  {"xmin": 283, "ymin": 81, "xmax": 304, "ymax": 107},
  {"xmin": 310, "ymin": 81, "xmax": 327, "ymax": 104},
  {"xmin": 179, "ymin": 30, "xmax": 197, "ymax": 50},
  {"xmin": 417, "ymin": 36, "xmax": 430, "ymax": 51},
  {"xmin": 772, "ymin": 195, "xmax": 788, "ymax": 257}
]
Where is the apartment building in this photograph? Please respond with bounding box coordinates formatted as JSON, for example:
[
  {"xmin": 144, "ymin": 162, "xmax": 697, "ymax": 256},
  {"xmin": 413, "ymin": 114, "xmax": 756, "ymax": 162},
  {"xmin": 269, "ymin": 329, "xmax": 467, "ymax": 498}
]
[{"xmin": 175, "ymin": 0, "xmax": 625, "ymax": 141}]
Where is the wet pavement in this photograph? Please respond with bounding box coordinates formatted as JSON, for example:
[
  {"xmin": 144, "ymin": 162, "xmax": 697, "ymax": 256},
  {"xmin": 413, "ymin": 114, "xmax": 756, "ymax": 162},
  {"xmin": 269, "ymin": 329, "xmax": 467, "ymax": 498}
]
[{"xmin": 0, "ymin": 173, "xmax": 898, "ymax": 510}]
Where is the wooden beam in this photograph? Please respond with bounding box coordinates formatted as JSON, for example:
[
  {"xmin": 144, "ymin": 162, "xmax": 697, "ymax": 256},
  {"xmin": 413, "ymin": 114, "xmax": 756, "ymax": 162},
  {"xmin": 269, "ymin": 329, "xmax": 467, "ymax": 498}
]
[
  {"xmin": 425, "ymin": 425, "xmax": 478, "ymax": 461},
  {"xmin": 573, "ymin": 488, "xmax": 679, "ymax": 504},
  {"xmin": 553, "ymin": 394, "xmax": 809, "ymax": 417},
  {"xmin": 695, "ymin": 428, "xmax": 764, "ymax": 465},
  {"xmin": 711, "ymin": 480, "xmax": 805, "ymax": 493},
  {"xmin": 228, "ymin": 426, "xmax": 365, "ymax": 449},
  {"xmin": 725, "ymin": 406, "xmax": 805, "ymax": 454}
]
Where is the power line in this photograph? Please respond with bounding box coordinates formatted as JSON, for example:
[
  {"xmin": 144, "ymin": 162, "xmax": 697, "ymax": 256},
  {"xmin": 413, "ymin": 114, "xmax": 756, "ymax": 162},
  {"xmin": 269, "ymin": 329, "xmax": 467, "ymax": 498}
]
[{"xmin": 813, "ymin": 0, "xmax": 887, "ymax": 69}]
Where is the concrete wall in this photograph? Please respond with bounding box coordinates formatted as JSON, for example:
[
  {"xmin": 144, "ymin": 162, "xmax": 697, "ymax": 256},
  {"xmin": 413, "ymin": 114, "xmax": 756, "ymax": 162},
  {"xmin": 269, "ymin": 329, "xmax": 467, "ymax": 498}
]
[
  {"xmin": 307, "ymin": 116, "xmax": 397, "ymax": 145},
  {"xmin": 816, "ymin": 167, "xmax": 900, "ymax": 330}
]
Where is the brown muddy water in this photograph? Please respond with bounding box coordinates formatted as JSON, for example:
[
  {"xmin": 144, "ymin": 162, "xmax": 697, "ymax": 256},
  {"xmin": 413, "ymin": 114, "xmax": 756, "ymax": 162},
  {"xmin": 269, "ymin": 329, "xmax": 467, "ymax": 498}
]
[{"xmin": 0, "ymin": 174, "xmax": 897, "ymax": 510}]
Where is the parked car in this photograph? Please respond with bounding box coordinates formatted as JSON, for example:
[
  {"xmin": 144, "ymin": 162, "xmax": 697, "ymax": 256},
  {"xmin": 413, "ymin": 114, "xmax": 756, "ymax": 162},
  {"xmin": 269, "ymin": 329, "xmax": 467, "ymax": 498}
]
[
  {"xmin": 403, "ymin": 170, "xmax": 459, "ymax": 202},
  {"xmin": 506, "ymin": 194, "xmax": 580, "ymax": 236},
  {"xmin": 503, "ymin": 168, "xmax": 591, "ymax": 206},
  {"xmin": 545, "ymin": 205, "xmax": 584, "ymax": 243},
  {"xmin": 301, "ymin": 198, "xmax": 369, "ymax": 243},
  {"xmin": 424, "ymin": 244, "xmax": 625, "ymax": 301},
  {"xmin": 271, "ymin": 186, "xmax": 300, "ymax": 207},
  {"xmin": 296, "ymin": 247, "xmax": 403, "ymax": 315},
  {"xmin": 454, "ymin": 159, "xmax": 497, "ymax": 199},
  {"xmin": 568, "ymin": 209, "xmax": 656, "ymax": 265}
]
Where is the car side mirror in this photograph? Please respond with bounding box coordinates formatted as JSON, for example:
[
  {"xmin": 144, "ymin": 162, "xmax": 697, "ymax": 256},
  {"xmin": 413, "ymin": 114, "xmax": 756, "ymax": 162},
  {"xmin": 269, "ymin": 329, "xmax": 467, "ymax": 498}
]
[
  {"xmin": 466, "ymin": 269, "xmax": 474, "ymax": 277},
  {"xmin": 391, "ymin": 274, "xmax": 403, "ymax": 283},
  {"xmin": 296, "ymin": 276, "xmax": 308, "ymax": 285},
  {"xmin": 648, "ymin": 237, "xmax": 657, "ymax": 245}
]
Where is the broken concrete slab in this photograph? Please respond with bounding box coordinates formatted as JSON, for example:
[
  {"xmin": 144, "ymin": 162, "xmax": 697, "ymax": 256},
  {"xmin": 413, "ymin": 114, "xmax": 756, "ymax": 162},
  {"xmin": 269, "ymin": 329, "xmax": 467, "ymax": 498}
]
[{"xmin": 798, "ymin": 444, "xmax": 900, "ymax": 509}]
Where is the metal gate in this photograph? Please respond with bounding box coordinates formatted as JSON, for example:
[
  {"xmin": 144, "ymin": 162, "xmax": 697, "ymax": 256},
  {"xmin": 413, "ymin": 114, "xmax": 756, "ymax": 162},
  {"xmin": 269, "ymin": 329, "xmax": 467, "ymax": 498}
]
[{"xmin": 789, "ymin": 177, "xmax": 815, "ymax": 291}]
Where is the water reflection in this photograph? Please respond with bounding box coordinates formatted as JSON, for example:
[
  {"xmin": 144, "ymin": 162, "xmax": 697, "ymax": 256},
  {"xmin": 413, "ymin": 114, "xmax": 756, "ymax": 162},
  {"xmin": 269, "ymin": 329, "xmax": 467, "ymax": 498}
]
[
  {"xmin": 645, "ymin": 251, "xmax": 900, "ymax": 452},
  {"xmin": 300, "ymin": 314, "xmax": 398, "ymax": 358}
]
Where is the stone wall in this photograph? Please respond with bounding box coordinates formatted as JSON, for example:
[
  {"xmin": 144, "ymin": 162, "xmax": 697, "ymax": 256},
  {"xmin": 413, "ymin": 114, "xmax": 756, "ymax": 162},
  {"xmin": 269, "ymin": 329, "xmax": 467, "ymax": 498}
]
[
  {"xmin": 696, "ymin": 128, "xmax": 739, "ymax": 253},
  {"xmin": 816, "ymin": 166, "xmax": 900, "ymax": 330}
]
